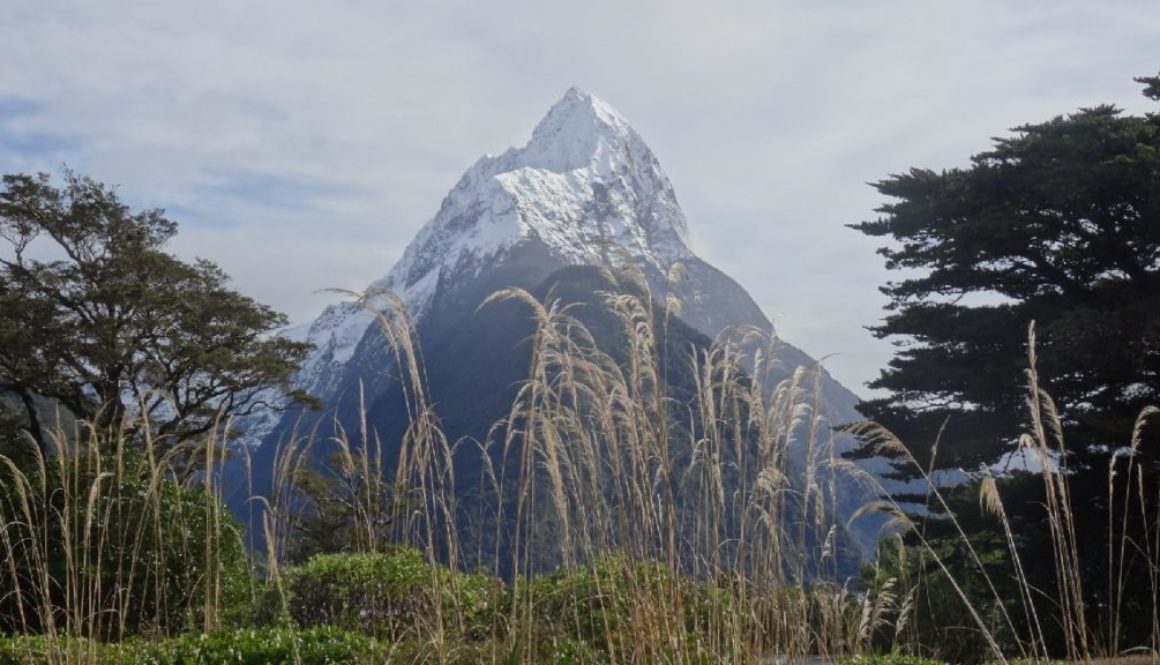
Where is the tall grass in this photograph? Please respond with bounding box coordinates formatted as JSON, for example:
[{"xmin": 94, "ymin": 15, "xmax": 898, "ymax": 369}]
[
  {"xmin": 1, "ymin": 274, "xmax": 1158, "ymax": 664},
  {"xmin": 0, "ymin": 410, "xmax": 250, "ymax": 663}
]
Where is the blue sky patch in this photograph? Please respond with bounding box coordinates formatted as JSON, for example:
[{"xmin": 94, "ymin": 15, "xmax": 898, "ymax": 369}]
[
  {"xmin": 0, "ymin": 95, "xmax": 81, "ymax": 162},
  {"xmin": 197, "ymin": 168, "xmax": 369, "ymax": 211}
]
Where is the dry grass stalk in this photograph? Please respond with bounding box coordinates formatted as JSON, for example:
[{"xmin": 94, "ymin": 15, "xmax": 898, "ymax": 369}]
[{"xmin": 2, "ymin": 280, "xmax": 1157, "ymax": 665}]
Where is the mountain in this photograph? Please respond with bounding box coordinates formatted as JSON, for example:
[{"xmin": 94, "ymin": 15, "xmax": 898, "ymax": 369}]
[{"xmin": 233, "ymin": 88, "xmax": 884, "ymax": 566}]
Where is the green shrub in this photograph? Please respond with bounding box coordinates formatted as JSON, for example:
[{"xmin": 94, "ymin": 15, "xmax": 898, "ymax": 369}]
[
  {"xmin": 449, "ymin": 566, "xmax": 508, "ymax": 641},
  {"xmin": 545, "ymin": 636, "xmax": 610, "ymax": 665},
  {"xmin": 861, "ymin": 515, "xmax": 1026, "ymax": 664},
  {"xmin": 515, "ymin": 557, "xmax": 739, "ymax": 664},
  {"xmin": 283, "ymin": 549, "xmax": 505, "ymax": 641},
  {"xmin": 0, "ymin": 451, "xmax": 255, "ymax": 639},
  {"xmin": 145, "ymin": 627, "xmax": 383, "ymax": 665},
  {"xmin": 284, "ymin": 548, "xmax": 433, "ymax": 640},
  {"xmin": 0, "ymin": 634, "xmax": 118, "ymax": 665},
  {"xmin": 0, "ymin": 627, "xmax": 382, "ymax": 665}
]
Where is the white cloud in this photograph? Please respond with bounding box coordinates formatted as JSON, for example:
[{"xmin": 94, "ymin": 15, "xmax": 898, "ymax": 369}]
[{"xmin": 2, "ymin": 0, "xmax": 1158, "ymax": 396}]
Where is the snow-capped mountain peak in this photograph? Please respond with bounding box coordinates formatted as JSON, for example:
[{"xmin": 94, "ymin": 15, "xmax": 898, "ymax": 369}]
[
  {"xmin": 235, "ymin": 89, "xmax": 698, "ymax": 447},
  {"xmin": 233, "ymin": 89, "xmax": 885, "ymax": 558},
  {"xmin": 374, "ymin": 86, "xmax": 692, "ymax": 307},
  {"xmin": 517, "ymin": 86, "xmax": 637, "ymax": 174}
]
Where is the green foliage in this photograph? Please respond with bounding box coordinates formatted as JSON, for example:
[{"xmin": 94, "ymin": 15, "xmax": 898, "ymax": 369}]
[
  {"xmin": 0, "ymin": 170, "xmax": 314, "ymax": 453},
  {"xmin": 283, "ymin": 549, "xmax": 505, "ymax": 642},
  {"xmin": 862, "ymin": 517, "xmax": 1022, "ymax": 664},
  {"xmin": 543, "ymin": 637, "xmax": 610, "ymax": 665},
  {"xmin": 0, "ymin": 627, "xmax": 383, "ymax": 665},
  {"xmin": 523, "ymin": 558, "xmax": 641, "ymax": 646},
  {"xmin": 511, "ymin": 557, "xmax": 751, "ymax": 664},
  {"xmin": 143, "ymin": 627, "xmax": 383, "ymax": 665},
  {"xmin": 848, "ymin": 72, "xmax": 1160, "ymax": 660},
  {"xmin": 0, "ymin": 449, "xmax": 254, "ymax": 639},
  {"xmin": 284, "ymin": 548, "xmax": 431, "ymax": 640},
  {"xmin": 850, "ymin": 76, "xmax": 1160, "ymax": 473},
  {"xmin": 0, "ymin": 634, "xmax": 123, "ymax": 665},
  {"xmin": 282, "ymin": 452, "xmax": 399, "ymax": 564}
]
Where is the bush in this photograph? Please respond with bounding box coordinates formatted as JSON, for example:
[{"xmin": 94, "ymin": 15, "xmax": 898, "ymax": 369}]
[
  {"xmin": 516, "ymin": 557, "xmax": 747, "ymax": 664},
  {"xmin": 146, "ymin": 627, "xmax": 383, "ymax": 665},
  {"xmin": 0, "ymin": 627, "xmax": 382, "ymax": 665},
  {"xmin": 283, "ymin": 548, "xmax": 505, "ymax": 642},
  {"xmin": 0, "ymin": 448, "xmax": 255, "ymax": 639}
]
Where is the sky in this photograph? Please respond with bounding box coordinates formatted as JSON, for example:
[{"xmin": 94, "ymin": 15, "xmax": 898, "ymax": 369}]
[{"xmin": 2, "ymin": 1, "xmax": 1158, "ymax": 398}]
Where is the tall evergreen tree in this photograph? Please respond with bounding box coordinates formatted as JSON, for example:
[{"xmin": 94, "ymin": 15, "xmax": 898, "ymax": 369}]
[
  {"xmin": 850, "ymin": 75, "xmax": 1160, "ymax": 476},
  {"xmin": 849, "ymin": 75, "xmax": 1160, "ymax": 657}
]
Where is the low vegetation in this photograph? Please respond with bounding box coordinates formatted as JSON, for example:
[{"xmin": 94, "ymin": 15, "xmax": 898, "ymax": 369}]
[{"xmin": 1, "ymin": 274, "xmax": 1156, "ymax": 663}]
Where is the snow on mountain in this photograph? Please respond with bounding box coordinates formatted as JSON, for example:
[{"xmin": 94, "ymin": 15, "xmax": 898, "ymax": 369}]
[
  {"xmin": 377, "ymin": 86, "xmax": 691, "ymax": 295},
  {"xmin": 235, "ymin": 87, "xmax": 706, "ymax": 448}
]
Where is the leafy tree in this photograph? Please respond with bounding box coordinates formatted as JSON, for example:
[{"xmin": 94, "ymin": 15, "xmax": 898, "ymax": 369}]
[
  {"xmin": 849, "ymin": 74, "xmax": 1160, "ymax": 657},
  {"xmin": 0, "ymin": 171, "xmax": 314, "ymax": 452},
  {"xmin": 850, "ymin": 75, "xmax": 1160, "ymax": 475}
]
